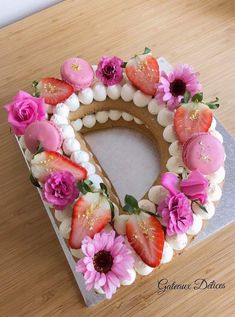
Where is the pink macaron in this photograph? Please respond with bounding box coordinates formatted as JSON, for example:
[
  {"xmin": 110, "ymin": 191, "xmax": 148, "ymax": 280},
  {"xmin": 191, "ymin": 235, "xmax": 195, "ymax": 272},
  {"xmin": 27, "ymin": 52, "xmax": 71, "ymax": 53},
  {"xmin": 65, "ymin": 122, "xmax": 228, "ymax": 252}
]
[
  {"xmin": 60, "ymin": 57, "xmax": 94, "ymax": 91},
  {"xmin": 182, "ymin": 133, "xmax": 225, "ymax": 175},
  {"xmin": 24, "ymin": 120, "xmax": 63, "ymax": 153}
]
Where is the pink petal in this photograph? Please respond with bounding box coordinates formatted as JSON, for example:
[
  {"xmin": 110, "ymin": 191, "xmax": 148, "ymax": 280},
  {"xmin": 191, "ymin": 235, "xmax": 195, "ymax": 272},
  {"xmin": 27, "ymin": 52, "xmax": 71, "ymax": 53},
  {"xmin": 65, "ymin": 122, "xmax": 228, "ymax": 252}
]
[
  {"xmin": 163, "ymin": 93, "xmax": 172, "ymax": 101},
  {"xmin": 161, "ymin": 172, "xmax": 180, "ymax": 195}
]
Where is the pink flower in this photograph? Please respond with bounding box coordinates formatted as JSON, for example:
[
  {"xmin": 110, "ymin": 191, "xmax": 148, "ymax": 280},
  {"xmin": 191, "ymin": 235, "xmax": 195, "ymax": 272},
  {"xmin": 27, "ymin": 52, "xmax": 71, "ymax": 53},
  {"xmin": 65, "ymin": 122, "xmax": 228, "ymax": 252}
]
[
  {"xmin": 158, "ymin": 192, "xmax": 193, "ymax": 236},
  {"xmin": 76, "ymin": 230, "xmax": 134, "ymax": 299},
  {"xmin": 42, "ymin": 171, "xmax": 79, "ymax": 210},
  {"xmin": 155, "ymin": 64, "xmax": 202, "ymax": 111},
  {"xmin": 180, "ymin": 170, "xmax": 208, "ymax": 204},
  {"xmin": 96, "ymin": 56, "xmax": 123, "ymax": 86},
  {"xmin": 4, "ymin": 91, "xmax": 45, "ymax": 135}
]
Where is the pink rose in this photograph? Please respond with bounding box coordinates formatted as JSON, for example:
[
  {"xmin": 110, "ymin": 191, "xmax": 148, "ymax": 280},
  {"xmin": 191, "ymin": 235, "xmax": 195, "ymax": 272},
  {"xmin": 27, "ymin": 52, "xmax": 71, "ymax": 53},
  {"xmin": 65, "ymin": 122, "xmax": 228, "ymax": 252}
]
[
  {"xmin": 96, "ymin": 56, "xmax": 124, "ymax": 86},
  {"xmin": 180, "ymin": 170, "xmax": 208, "ymax": 204},
  {"xmin": 4, "ymin": 90, "xmax": 45, "ymax": 135}
]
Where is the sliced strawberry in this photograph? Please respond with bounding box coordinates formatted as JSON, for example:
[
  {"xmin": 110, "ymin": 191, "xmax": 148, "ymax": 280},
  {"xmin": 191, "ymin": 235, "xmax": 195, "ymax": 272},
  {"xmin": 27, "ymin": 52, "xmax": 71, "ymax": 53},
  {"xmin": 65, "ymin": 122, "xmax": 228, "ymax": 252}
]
[
  {"xmin": 37, "ymin": 77, "xmax": 74, "ymax": 105},
  {"xmin": 69, "ymin": 192, "xmax": 112, "ymax": 249},
  {"xmin": 126, "ymin": 212, "xmax": 164, "ymax": 268},
  {"xmin": 31, "ymin": 151, "xmax": 87, "ymax": 182},
  {"xmin": 126, "ymin": 54, "xmax": 159, "ymax": 96},
  {"xmin": 174, "ymin": 103, "xmax": 213, "ymax": 144}
]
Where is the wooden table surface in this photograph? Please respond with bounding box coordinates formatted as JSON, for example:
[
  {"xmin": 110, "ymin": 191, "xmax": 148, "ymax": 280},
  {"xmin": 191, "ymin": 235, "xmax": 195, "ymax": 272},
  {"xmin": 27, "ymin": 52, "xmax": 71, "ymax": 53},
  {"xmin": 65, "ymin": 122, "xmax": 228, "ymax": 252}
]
[{"xmin": 0, "ymin": 0, "xmax": 235, "ymax": 316}]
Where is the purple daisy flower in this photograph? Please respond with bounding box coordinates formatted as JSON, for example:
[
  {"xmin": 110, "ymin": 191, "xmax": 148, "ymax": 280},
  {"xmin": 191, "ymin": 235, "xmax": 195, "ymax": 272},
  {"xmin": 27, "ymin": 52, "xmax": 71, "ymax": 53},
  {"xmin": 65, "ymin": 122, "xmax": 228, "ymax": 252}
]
[
  {"xmin": 155, "ymin": 64, "xmax": 202, "ymax": 111},
  {"xmin": 76, "ymin": 230, "xmax": 134, "ymax": 299}
]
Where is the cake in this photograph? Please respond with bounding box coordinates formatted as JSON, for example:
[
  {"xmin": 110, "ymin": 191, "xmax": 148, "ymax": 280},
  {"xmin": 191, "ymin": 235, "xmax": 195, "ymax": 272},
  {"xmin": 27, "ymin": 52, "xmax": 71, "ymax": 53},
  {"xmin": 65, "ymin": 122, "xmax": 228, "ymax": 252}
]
[{"xmin": 4, "ymin": 48, "xmax": 225, "ymax": 300}]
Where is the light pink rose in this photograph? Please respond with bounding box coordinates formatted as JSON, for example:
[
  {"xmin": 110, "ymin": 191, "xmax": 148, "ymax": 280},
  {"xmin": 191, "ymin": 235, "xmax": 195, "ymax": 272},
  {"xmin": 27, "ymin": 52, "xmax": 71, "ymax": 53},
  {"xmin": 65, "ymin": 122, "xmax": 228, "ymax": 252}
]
[{"xmin": 4, "ymin": 90, "xmax": 45, "ymax": 135}]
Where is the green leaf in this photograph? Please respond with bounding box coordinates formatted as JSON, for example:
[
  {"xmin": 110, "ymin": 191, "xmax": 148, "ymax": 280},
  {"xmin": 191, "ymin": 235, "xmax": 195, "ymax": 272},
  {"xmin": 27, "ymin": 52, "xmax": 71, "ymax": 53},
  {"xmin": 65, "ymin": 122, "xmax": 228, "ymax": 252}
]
[
  {"xmin": 191, "ymin": 92, "xmax": 203, "ymax": 103},
  {"xmin": 100, "ymin": 183, "xmax": 109, "ymax": 197},
  {"xmin": 34, "ymin": 143, "xmax": 44, "ymax": 156},
  {"xmin": 122, "ymin": 61, "xmax": 127, "ymax": 68},
  {"xmin": 143, "ymin": 47, "xmax": 151, "ymax": 54},
  {"xmin": 32, "ymin": 80, "xmax": 39, "ymax": 88},
  {"xmin": 206, "ymin": 103, "xmax": 220, "ymax": 109},
  {"xmin": 192, "ymin": 200, "xmax": 208, "ymax": 213},
  {"xmin": 124, "ymin": 195, "xmax": 139, "ymax": 209},
  {"xmin": 109, "ymin": 201, "xmax": 115, "ymax": 219},
  {"xmin": 77, "ymin": 180, "xmax": 93, "ymax": 194},
  {"xmin": 182, "ymin": 91, "xmax": 191, "ymax": 103},
  {"xmin": 29, "ymin": 173, "xmax": 41, "ymax": 188},
  {"xmin": 123, "ymin": 203, "xmax": 135, "ymax": 214},
  {"xmin": 33, "ymin": 92, "xmax": 40, "ymax": 97}
]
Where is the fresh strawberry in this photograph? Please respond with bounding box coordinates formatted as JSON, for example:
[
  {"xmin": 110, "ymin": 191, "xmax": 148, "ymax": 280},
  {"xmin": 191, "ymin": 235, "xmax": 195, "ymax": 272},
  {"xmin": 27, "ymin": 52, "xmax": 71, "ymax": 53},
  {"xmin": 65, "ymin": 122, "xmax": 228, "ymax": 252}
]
[
  {"xmin": 126, "ymin": 212, "xmax": 164, "ymax": 268},
  {"xmin": 69, "ymin": 192, "xmax": 112, "ymax": 249},
  {"xmin": 36, "ymin": 77, "xmax": 74, "ymax": 105},
  {"xmin": 174, "ymin": 103, "xmax": 212, "ymax": 143},
  {"xmin": 31, "ymin": 151, "xmax": 87, "ymax": 182},
  {"xmin": 125, "ymin": 53, "xmax": 159, "ymax": 96}
]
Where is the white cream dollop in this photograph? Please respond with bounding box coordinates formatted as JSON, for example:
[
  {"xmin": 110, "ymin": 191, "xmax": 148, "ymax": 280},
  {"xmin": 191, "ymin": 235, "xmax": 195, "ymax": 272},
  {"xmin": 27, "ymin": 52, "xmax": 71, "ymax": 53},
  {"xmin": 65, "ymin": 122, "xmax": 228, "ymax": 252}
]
[
  {"xmin": 25, "ymin": 149, "xmax": 33, "ymax": 162},
  {"xmin": 186, "ymin": 214, "xmax": 203, "ymax": 235},
  {"xmin": 107, "ymin": 84, "xmax": 122, "ymax": 100},
  {"xmin": 157, "ymin": 108, "xmax": 174, "ymax": 127},
  {"xmin": 134, "ymin": 117, "xmax": 143, "ymax": 125},
  {"xmin": 121, "ymin": 268, "xmax": 136, "ymax": 286},
  {"xmin": 122, "ymin": 112, "xmax": 134, "ymax": 121},
  {"xmin": 207, "ymin": 166, "xmax": 225, "ymax": 184},
  {"xmin": 160, "ymin": 241, "xmax": 174, "ymax": 264},
  {"xmin": 138, "ymin": 199, "xmax": 156, "ymax": 213},
  {"xmin": 19, "ymin": 136, "xmax": 27, "ymax": 150},
  {"xmin": 121, "ymin": 83, "xmax": 136, "ymax": 102},
  {"xmin": 96, "ymin": 111, "xmax": 109, "ymax": 124},
  {"xmin": 62, "ymin": 138, "xmax": 80, "ymax": 156},
  {"xmin": 71, "ymin": 150, "xmax": 89, "ymax": 163},
  {"xmin": 133, "ymin": 90, "xmax": 152, "ymax": 108},
  {"xmin": 70, "ymin": 248, "xmax": 84, "ymax": 259},
  {"xmin": 50, "ymin": 114, "xmax": 69, "ymax": 126},
  {"xmin": 71, "ymin": 118, "xmax": 83, "ymax": 131},
  {"xmin": 166, "ymin": 233, "xmax": 188, "ymax": 251},
  {"xmin": 59, "ymin": 218, "xmax": 71, "ymax": 239},
  {"xmin": 59, "ymin": 124, "xmax": 75, "ymax": 139},
  {"xmin": 88, "ymin": 174, "xmax": 103, "ymax": 189},
  {"xmin": 55, "ymin": 103, "xmax": 70, "ymax": 118},
  {"xmin": 55, "ymin": 208, "xmax": 72, "ymax": 222},
  {"xmin": 80, "ymin": 162, "xmax": 96, "ymax": 176},
  {"xmin": 64, "ymin": 93, "xmax": 80, "ymax": 111},
  {"xmin": 169, "ymin": 141, "xmax": 182, "ymax": 157},
  {"xmin": 134, "ymin": 255, "xmax": 154, "ymax": 276},
  {"xmin": 210, "ymin": 130, "xmax": 223, "ymax": 143},
  {"xmin": 166, "ymin": 156, "xmax": 184, "ymax": 174},
  {"xmin": 148, "ymin": 185, "xmax": 168, "ymax": 205},
  {"xmin": 93, "ymin": 82, "xmax": 107, "ymax": 101},
  {"xmin": 192, "ymin": 200, "xmax": 215, "ymax": 220},
  {"xmin": 208, "ymin": 182, "xmax": 222, "ymax": 201},
  {"xmin": 109, "ymin": 110, "xmax": 122, "ymax": 121},
  {"xmin": 163, "ymin": 124, "xmax": 177, "ymax": 143},
  {"xmin": 83, "ymin": 114, "xmax": 96, "ymax": 128},
  {"xmin": 147, "ymin": 98, "xmax": 164, "ymax": 115},
  {"xmin": 78, "ymin": 88, "xmax": 94, "ymax": 104},
  {"xmin": 114, "ymin": 214, "xmax": 129, "ymax": 235}
]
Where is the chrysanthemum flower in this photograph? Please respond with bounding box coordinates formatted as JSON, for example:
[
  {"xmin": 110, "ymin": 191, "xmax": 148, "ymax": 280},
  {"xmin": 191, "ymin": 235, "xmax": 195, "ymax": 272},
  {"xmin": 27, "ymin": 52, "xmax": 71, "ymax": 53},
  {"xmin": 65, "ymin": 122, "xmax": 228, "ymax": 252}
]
[
  {"xmin": 76, "ymin": 230, "xmax": 134, "ymax": 299},
  {"xmin": 155, "ymin": 64, "xmax": 202, "ymax": 111}
]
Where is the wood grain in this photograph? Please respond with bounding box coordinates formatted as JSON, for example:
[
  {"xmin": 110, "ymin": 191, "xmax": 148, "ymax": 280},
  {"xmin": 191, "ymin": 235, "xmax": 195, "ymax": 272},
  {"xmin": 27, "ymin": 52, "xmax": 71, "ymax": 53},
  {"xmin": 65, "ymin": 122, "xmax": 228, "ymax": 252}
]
[{"xmin": 0, "ymin": 0, "xmax": 234, "ymax": 316}]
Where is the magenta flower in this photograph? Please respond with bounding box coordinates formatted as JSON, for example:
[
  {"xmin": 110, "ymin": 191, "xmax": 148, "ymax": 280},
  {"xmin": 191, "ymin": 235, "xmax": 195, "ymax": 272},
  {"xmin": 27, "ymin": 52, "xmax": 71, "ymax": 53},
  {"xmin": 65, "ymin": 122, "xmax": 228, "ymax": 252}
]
[
  {"xmin": 180, "ymin": 170, "xmax": 208, "ymax": 204},
  {"xmin": 42, "ymin": 171, "xmax": 79, "ymax": 210},
  {"xmin": 96, "ymin": 56, "xmax": 123, "ymax": 86},
  {"xmin": 76, "ymin": 230, "xmax": 134, "ymax": 299},
  {"xmin": 4, "ymin": 90, "xmax": 45, "ymax": 135},
  {"xmin": 158, "ymin": 192, "xmax": 193, "ymax": 236},
  {"xmin": 155, "ymin": 64, "xmax": 202, "ymax": 111}
]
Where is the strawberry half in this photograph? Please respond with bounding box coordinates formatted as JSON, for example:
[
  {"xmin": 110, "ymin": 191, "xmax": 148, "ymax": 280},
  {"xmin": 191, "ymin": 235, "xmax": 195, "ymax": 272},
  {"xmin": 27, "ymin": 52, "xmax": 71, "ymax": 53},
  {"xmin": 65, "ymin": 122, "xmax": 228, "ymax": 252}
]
[
  {"xmin": 36, "ymin": 77, "xmax": 74, "ymax": 105},
  {"xmin": 126, "ymin": 212, "xmax": 164, "ymax": 268},
  {"xmin": 31, "ymin": 151, "xmax": 87, "ymax": 182},
  {"xmin": 69, "ymin": 192, "xmax": 112, "ymax": 249},
  {"xmin": 174, "ymin": 103, "xmax": 213, "ymax": 144},
  {"xmin": 125, "ymin": 53, "xmax": 159, "ymax": 96}
]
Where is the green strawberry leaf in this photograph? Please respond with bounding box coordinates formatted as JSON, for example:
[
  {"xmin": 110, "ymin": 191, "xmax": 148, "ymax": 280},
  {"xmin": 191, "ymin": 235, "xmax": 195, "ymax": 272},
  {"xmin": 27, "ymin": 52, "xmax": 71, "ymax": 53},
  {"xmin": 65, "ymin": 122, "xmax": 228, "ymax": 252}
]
[
  {"xmin": 34, "ymin": 143, "xmax": 44, "ymax": 156},
  {"xmin": 143, "ymin": 47, "xmax": 151, "ymax": 54},
  {"xmin": 30, "ymin": 173, "xmax": 41, "ymax": 188},
  {"xmin": 77, "ymin": 180, "xmax": 93, "ymax": 194},
  {"xmin": 100, "ymin": 182, "xmax": 109, "ymax": 197},
  {"xmin": 109, "ymin": 201, "xmax": 115, "ymax": 219},
  {"xmin": 204, "ymin": 97, "xmax": 220, "ymax": 109},
  {"xmin": 192, "ymin": 92, "xmax": 203, "ymax": 103},
  {"xmin": 122, "ymin": 61, "xmax": 127, "ymax": 68}
]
